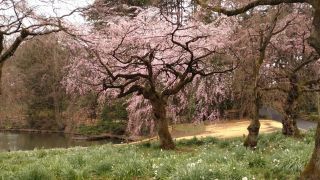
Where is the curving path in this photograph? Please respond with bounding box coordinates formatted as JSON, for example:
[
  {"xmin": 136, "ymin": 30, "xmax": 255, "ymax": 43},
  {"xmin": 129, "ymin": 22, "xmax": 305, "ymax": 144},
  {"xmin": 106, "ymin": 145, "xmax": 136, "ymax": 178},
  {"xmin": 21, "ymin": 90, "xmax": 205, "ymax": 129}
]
[
  {"xmin": 124, "ymin": 109, "xmax": 317, "ymax": 145},
  {"xmin": 175, "ymin": 119, "xmax": 282, "ymax": 140},
  {"xmin": 259, "ymin": 107, "xmax": 317, "ymax": 130}
]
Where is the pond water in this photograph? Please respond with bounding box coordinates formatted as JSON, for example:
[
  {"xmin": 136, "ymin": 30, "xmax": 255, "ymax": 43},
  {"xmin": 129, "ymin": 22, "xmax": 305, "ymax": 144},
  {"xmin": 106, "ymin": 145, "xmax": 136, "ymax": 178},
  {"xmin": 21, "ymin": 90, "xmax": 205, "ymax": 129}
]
[{"xmin": 0, "ymin": 132, "xmax": 119, "ymax": 152}]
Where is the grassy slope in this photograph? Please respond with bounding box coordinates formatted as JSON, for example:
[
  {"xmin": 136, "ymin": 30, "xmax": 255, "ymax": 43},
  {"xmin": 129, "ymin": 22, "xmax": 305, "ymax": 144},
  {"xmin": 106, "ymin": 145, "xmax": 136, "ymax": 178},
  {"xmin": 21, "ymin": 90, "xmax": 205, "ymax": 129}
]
[{"xmin": 0, "ymin": 130, "xmax": 315, "ymax": 180}]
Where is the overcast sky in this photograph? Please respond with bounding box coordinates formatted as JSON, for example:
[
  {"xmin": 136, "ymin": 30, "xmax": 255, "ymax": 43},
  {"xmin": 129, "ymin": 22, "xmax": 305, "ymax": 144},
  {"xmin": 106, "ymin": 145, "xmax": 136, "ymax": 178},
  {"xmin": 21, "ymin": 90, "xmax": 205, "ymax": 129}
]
[{"xmin": 27, "ymin": 0, "xmax": 95, "ymax": 25}]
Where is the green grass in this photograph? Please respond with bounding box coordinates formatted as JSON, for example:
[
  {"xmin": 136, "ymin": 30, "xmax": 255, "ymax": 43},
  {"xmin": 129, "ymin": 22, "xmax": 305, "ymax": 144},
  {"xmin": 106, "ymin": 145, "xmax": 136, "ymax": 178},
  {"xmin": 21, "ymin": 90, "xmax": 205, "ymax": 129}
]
[{"xmin": 0, "ymin": 130, "xmax": 316, "ymax": 180}]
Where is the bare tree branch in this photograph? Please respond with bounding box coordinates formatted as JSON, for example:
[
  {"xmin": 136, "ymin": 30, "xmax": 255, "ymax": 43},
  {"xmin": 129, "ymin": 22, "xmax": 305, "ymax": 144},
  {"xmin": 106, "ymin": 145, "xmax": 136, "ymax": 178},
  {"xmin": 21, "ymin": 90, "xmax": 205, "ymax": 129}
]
[{"xmin": 196, "ymin": 0, "xmax": 309, "ymax": 16}]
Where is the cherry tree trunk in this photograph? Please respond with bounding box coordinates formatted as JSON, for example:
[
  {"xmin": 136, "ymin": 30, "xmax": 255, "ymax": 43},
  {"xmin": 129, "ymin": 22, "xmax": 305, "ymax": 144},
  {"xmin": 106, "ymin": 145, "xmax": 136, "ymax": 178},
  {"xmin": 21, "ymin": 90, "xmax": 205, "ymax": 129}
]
[
  {"xmin": 244, "ymin": 122, "xmax": 260, "ymax": 148},
  {"xmin": 283, "ymin": 75, "xmax": 300, "ymax": 137},
  {"xmin": 151, "ymin": 99, "xmax": 175, "ymax": 150},
  {"xmin": 308, "ymin": 7, "xmax": 320, "ymax": 55},
  {"xmin": 0, "ymin": 62, "xmax": 3, "ymax": 95},
  {"xmin": 282, "ymin": 115, "xmax": 300, "ymax": 137},
  {"xmin": 301, "ymin": 6, "xmax": 320, "ymax": 179},
  {"xmin": 301, "ymin": 122, "xmax": 320, "ymax": 179},
  {"xmin": 244, "ymin": 95, "xmax": 261, "ymax": 148},
  {"xmin": 244, "ymin": 58, "xmax": 262, "ymax": 148}
]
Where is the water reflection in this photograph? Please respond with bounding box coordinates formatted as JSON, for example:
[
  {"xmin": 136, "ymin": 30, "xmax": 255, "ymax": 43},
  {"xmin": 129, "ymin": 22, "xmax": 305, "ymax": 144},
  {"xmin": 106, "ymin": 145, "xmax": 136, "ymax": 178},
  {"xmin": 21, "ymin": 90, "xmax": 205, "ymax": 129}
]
[{"xmin": 0, "ymin": 132, "xmax": 119, "ymax": 151}]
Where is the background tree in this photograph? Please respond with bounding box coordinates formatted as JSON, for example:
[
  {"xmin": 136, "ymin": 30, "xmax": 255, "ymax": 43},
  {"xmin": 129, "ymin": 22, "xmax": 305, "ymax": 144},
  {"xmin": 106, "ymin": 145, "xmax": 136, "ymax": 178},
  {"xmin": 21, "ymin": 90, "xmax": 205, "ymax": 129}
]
[
  {"xmin": 226, "ymin": 6, "xmax": 295, "ymax": 147},
  {"xmin": 263, "ymin": 17, "xmax": 319, "ymax": 136},
  {"xmin": 13, "ymin": 35, "xmax": 69, "ymax": 130},
  {"xmin": 197, "ymin": 0, "xmax": 320, "ymax": 178},
  {"xmin": 0, "ymin": 0, "xmax": 84, "ymax": 94},
  {"xmin": 0, "ymin": 35, "xmax": 70, "ymax": 130}
]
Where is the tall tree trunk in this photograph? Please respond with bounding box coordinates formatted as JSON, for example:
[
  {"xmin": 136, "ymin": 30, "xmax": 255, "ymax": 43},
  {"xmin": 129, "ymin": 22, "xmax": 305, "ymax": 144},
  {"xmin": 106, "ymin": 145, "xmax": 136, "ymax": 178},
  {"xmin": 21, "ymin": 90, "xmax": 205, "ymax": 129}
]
[
  {"xmin": 308, "ymin": 7, "xmax": 320, "ymax": 55},
  {"xmin": 243, "ymin": 13, "xmax": 274, "ymax": 146},
  {"xmin": 282, "ymin": 114, "xmax": 300, "ymax": 136},
  {"xmin": 301, "ymin": 122, "xmax": 320, "ymax": 179},
  {"xmin": 244, "ymin": 90, "xmax": 261, "ymax": 148},
  {"xmin": 151, "ymin": 98, "xmax": 175, "ymax": 150},
  {"xmin": 0, "ymin": 62, "xmax": 3, "ymax": 95},
  {"xmin": 317, "ymin": 92, "xmax": 320, "ymax": 117},
  {"xmin": 301, "ymin": 6, "xmax": 320, "ymax": 179},
  {"xmin": 244, "ymin": 55, "xmax": 263, "ymax": 148},
  {"xmin": 283, "ymin": 75, "xmax": 300, "ymax": 136}
]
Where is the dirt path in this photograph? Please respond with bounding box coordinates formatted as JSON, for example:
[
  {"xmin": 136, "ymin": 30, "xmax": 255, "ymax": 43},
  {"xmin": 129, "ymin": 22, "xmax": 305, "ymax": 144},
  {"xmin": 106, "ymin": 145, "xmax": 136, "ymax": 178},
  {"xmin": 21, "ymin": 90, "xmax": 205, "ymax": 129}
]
[
  {"xmin": 175, "ymin": 119, "xmax": 282, "ymax": 140},
  {"xmin": 260, "ymin": 107, "xmax": 317, "ymax": 130},
  {"xmin": 125, "ymin": 119, "xmax": 283, "ymax": 145}
]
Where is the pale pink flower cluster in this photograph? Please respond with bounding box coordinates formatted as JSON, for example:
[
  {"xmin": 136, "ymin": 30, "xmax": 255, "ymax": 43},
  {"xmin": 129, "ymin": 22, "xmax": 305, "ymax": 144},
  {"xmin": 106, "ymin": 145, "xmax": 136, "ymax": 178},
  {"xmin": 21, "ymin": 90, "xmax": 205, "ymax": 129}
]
[{"xmin": 65, "ymin": 7, "xmax": 236, "ymax": 135}]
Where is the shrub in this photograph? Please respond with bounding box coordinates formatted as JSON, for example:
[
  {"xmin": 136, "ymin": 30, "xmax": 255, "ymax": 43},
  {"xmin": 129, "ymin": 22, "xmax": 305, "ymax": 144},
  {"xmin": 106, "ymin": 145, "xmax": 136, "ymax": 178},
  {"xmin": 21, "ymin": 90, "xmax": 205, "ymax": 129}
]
[
  {"xmin": 77, "ymin": 120, "xmax": 127, "ymax": 135},
  {"xmin": 101, "ymin": 100, "xmax": 128, "ymax": 122}
]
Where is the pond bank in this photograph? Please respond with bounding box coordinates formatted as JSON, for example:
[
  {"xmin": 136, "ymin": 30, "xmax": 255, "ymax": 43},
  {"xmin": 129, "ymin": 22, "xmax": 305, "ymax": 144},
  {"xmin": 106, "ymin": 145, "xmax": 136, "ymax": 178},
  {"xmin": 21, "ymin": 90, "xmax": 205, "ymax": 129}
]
[
  {"xmin": 0, "ymin": 131, "xmax": 119, "ymax": 151},
  {"xmin": 0, "ymin": 128, "xmax": 68, "ymax": 134},
  {"xmin": 0, "ymin": 128, "xmax": 132, "ymax": 142},
  {"xmin": 72, "ymin": 133, "xmax": 136, "ymax": 142}
]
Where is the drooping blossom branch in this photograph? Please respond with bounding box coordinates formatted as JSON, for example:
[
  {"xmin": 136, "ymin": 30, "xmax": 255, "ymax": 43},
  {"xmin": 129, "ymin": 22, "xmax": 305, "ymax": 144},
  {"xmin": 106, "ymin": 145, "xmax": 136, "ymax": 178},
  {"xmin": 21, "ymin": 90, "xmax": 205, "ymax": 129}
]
[{"xmin": 66, "ymin": 7, "xmax": 237, "ymax": 149}]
